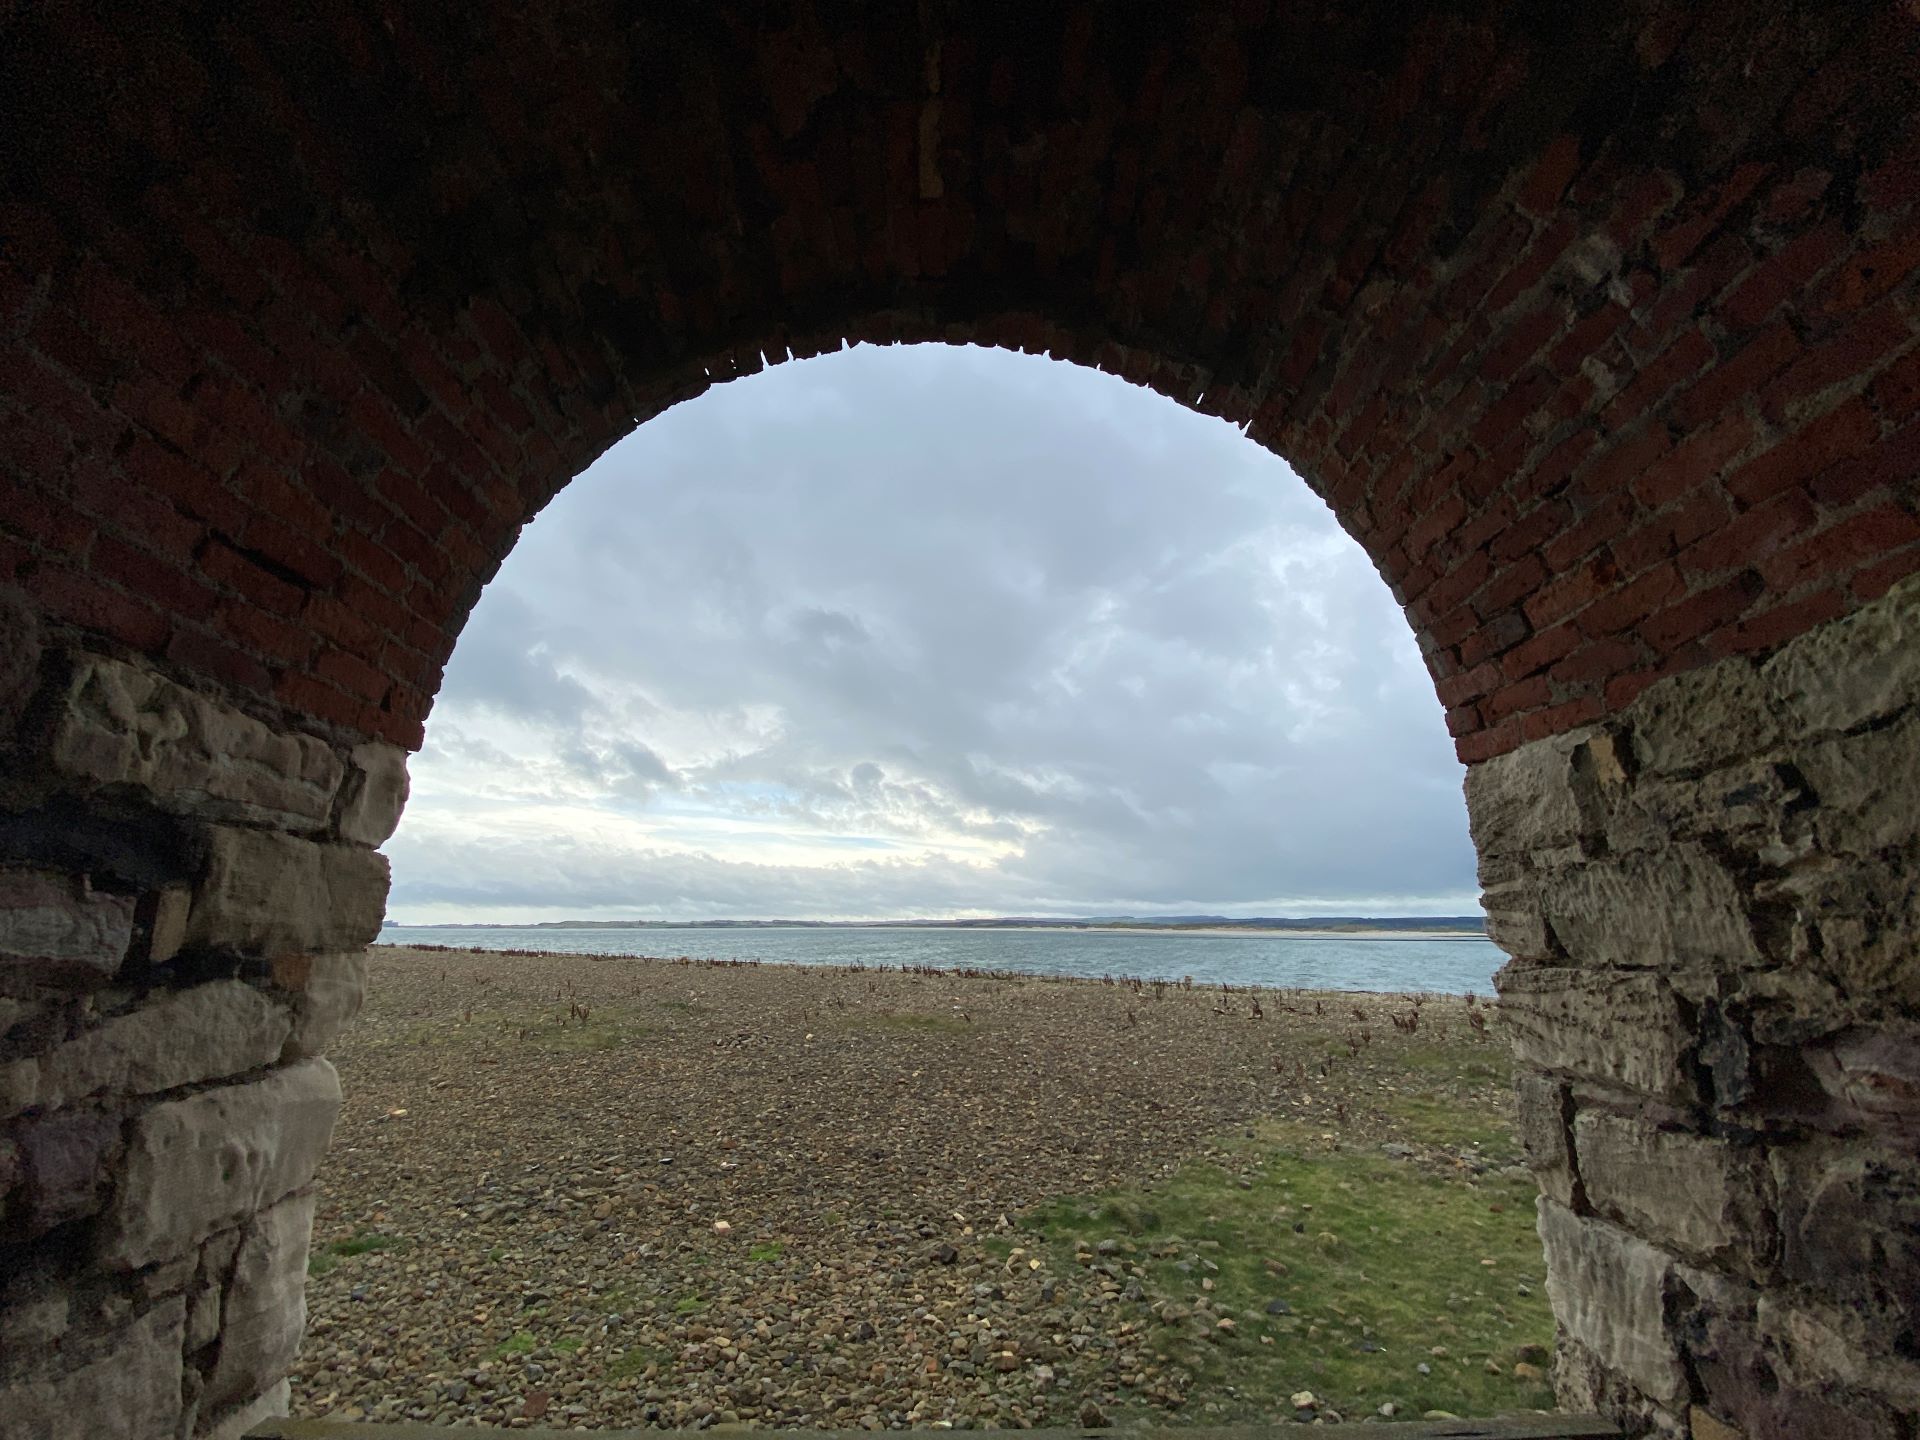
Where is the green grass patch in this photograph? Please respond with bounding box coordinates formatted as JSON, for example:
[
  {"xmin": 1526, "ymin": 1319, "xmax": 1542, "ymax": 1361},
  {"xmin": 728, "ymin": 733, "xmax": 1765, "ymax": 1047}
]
[
  {"xmin": 329, "ymin": 1229, "xmax": 404, "ymax": 1258},
  {"xmin": 492, "ymin": 1331, "xmax": 538, "ymax": 1358},
  {"xmin": 552, "ymin": 1336, "xmax": 581, "ymax": 1353},
  {"xmin": 306, "ymin": 1251, "xmax": 337, "ymax": 1278},
  {"xmin": 748, "ymin": 1242, "xmax": 785, "ymax": 1262},
  {"xmin": 1027, "ymin": 1112, "xmax": 1554, "ymax": 1423},
  {"xmin": 672, "ymin": 1294, "xmax": 705, "ymax": 1315}
]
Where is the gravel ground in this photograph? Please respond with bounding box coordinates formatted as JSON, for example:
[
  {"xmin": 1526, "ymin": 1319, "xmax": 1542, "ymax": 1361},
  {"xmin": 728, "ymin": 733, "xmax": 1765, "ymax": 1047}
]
[{"xmin": 291, "ymin": 945, "xmax": 1502, "ymax": 1430}]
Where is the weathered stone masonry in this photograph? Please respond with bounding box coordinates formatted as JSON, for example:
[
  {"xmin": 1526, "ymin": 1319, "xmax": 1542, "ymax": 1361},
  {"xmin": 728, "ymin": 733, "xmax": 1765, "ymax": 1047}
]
[
  {"xmin": 0, "ymin": 617, "xmax": 404, "ymax": 1440},
  {"xmin": 1, "ymin": 2, "xmax": 1917, "ymax": 1436}
]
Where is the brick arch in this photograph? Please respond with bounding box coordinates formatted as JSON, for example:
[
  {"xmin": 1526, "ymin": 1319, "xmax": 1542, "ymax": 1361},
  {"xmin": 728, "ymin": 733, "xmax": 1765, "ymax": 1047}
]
[{"xmin": 2, "ymin": 4, "xmax": 1918, "ymax": 1437}]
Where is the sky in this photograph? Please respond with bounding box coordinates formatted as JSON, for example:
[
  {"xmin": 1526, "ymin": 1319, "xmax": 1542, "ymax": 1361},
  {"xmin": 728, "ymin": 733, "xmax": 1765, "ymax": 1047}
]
[{"xmin": 383, "ymin": 343, "xmax": 1480, "ymax": 924}]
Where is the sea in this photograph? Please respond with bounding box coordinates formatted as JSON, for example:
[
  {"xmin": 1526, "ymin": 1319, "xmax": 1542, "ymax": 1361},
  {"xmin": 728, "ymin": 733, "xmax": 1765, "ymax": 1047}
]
[{"xmin": 375, "ymin": 924, "xmax": 1505, "ymax": 996}]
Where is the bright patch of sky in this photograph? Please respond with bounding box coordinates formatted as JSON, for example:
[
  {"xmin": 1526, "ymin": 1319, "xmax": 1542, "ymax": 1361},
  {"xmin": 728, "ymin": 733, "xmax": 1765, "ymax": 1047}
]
[{"xmin": 385, "ymin": 344, "xmax": 1479, "ymax": 923}]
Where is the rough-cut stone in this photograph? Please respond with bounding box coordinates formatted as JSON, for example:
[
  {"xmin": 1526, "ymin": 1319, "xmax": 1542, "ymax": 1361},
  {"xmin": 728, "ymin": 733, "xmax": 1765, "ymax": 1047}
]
[
  {"xmin": 1756, "ymin": 1293, "xmax": 1920, "ymax": 1409},
  {"xmin": 0, "ymin": 980, "xmax": 291, "ymax": 1118},
  {"xmin": 1688, "ymin": 1404, "xmax": 1743, "ymax": 1440},
  {"xmin": 185, "ymin": 828, "xmax": 388, "ymax": 957},
  {"xmin": 203, "ymin": 1189, "xmax": 313, "ymax": 1414},
  {"xmin": 135, "ymin": 885, "xmax": 192, "ymax": 967},
  {"xmin": 1540, "ymin": 845, "xmax": 1762, "ymax": 971},
  {"xmin": 2, "ymin": 1107, "xmax": 123, "ymax": 1241},
  {"xmin": 339, "ymin": 741, "xmax": 410, "ymax": 847},
  {"xmin": 1797, "ymin": 712, "xmax": 1920, "ymax": 855},
  {"xmin": 50, "ymin": 656, "xmax": 344, "ymax": 832},
  {"xmin": 187, "ymin": 1227, "xmax": 244, "ymax": 1353},
  {"xmin": 98, "ymin": 1058, "xmax": 340, "ymax": 1269},
  {"xmin": 7, "ymin": 1296, "xmax": 184, "ymax": 1439},
  {"xmin": 1538, "ymin": 1198, "xmax": 1687, "ymax": 1405},
  {"xmin": 1769, "ymin": 1141, "xmax": 1920, "ymax": 1331},
  {"xmin": 1513, "ymin": 1071, "xmax": 1578, "ymax": 1207},
  {"xmin": 1629, "ymin": 662, "xmax": 1780, "ymax": 777},
  {"xmin": 1803, "ymin": 1027, "xmax": 1920, "ymax": 1123},
  {"xmin": 1498, "ymin": 965, "xmax": 1695, "ymax": 1100},
  {"xmin": 272, "ymin": 951, "xmax": 368, "ymax": 1060},
  {"xmin": 1572, "ymin": 1113, "xmax": 1769, "ymax": 1267},
  {"xmin": 1465, "ymin": 730, "xmax": 1589, "ymax": 858},
  {"xmin": 0, "ymin": 870, "xmax": 134, "ymax": 986},
  {"xmin": 198, "ymin": 1377, "xmax": 290, "ymax": 1440},
  {"xmin": 1764, "ymin": 573, "xmax": 1920, "ymax": 737}
]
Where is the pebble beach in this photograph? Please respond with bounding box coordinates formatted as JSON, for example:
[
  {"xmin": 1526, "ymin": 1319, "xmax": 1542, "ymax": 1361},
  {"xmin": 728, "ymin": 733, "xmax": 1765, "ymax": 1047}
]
[{"xmin": 291, "ymin": 946, "xmax": 1532, "ymax": 1430}]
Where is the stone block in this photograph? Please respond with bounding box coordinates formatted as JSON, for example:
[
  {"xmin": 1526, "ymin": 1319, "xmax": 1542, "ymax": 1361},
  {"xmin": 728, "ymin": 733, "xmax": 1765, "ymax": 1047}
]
[
  {"xmin": 1798, "ymin": 713, "xmax": 1920, "ymax": 856},
  {"xmin": 1573, "ymin": 1113, "xmax": 1770, "ymax": 1267},
  {"xmin": 50, "ymin": 655, "xmax": 344, "ymax": 832},
  {"xmin": 0, "ymin": 980, "xmax": 291, "ymax": 1119},
  {"xmin": 1513, "ymin": 1070, "xmax": 1578, "ymax": 1206},
  {"xmin": 1769, "ymin": 1140, "xmax": 1920, "ymax": 1334},
  {"xmin": 1498, "ymin": 964, "xmax": 1696, "ymax": 1100},
  {"xmin": 339, "ymin": 741, "xmax": 410, "ymax": 847},
  {"xmin": 185, "ymin": 828, "xmax": 389, "ymax": 957},
  {"xmin": 1802, "ymin": 1026, "xmax": 1920, "ymax": 1123},
  {"xmin": 187, "ymin": 1227, "xmax": 244, "ymax": 1352},
  {"xmin": 1538, "ymin": 1198, "xmax": 1688, "ymax": 1405},
  {"xmin": 98, "ymin": 1058, "xmax": 340, "ymax": 1270},
  {"xmin": 0, "ymin": 870, "xmax": 134, "ymax": 987},
  {"xmin": 1628, "ymin": 659, "xmax": 1779, "ymax": 777},
  {"xmin": 1464, "ymin": 730, "xmax": 1587, "ymax": 860},
  {"xmin": 1540, "ymin": 845, "xmax": 1762, "ymax": 971},
  {"xmin": 272, "ymin": 951, "xmax": 368, "ymax": 1059},
  {"xmin": 1764, "ymin": 572, "xmax": 1920, "ymax": 737},
  {"xmin": 133, "ymin": 885, "xmax": 193, "ymax": 967},
  {"xmin": 6, "ymin": 1296, "xmax": 185, "ymax": 1439},
  {"xmin": 1756, "ymin": 1293, "xmax": 1920, "ymax": 1410},
  {"xmin": 2, "ymin": 1107, "xmax": 123, "ymax": 1242},
  {"xmin": 203, "ymin": 1188, "xmax": 313, "ymax": 1414}
]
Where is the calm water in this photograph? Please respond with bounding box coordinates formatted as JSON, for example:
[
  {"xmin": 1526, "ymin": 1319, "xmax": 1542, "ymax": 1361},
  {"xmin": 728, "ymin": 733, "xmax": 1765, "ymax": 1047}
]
[{"xmin": 375, "ymin": 924, "xmax": 1504, "ymax": 995}]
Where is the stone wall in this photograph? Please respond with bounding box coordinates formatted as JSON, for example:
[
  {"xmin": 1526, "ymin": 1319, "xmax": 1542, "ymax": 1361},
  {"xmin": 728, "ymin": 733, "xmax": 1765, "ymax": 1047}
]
[
  {"xmin": 0, "ymin": 604, "xmax": 404, "ymax": 1439},
  {"xmin": 1476, "ymin": 574, "xmax": 1920, "ymax": 1439}
]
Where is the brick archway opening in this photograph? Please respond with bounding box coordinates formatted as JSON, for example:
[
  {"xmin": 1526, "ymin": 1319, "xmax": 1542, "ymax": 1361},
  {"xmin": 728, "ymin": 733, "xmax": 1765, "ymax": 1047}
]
[{"xmin": 3, "ymin": 5, "xmax": 1918, "ymax": 1438}]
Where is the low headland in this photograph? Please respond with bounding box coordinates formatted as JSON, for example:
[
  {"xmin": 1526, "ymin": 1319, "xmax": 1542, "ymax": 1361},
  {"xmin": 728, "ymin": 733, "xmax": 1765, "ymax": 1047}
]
[{"xmin": 293, "ymin": 945, "xmax": 1550, "ymax": 1431}]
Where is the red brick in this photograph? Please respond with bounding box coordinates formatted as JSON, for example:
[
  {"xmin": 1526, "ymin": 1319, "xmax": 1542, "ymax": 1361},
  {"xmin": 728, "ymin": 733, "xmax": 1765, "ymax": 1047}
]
[
  {"xmin": 1851, "ymin": 543, "xmax": 1920, "ymax": 602},
  {"xmin": 199, "ymin": 537, "xmax": 305, "ymax": 615},
  {"xmin": 33, "ymin": 567, "xmax": 169, "ymax": 651},
  {"xmin": 1671, "ymin": 322, "xmax": 1801, "ymax": 431},
  {"xmin": 1631, "ymin": 412, "xmax": 1758, "ymax": 510},
  {"xmin": 1757, "ymin": 300, "xmax": 1913, "ymax": 425},
  {"xmin": 275, "ymin": 670, "xmax": 367, "ymax": 734},
  {"xmin": 1517, "ymin": 135, "xmax": 1582, "ymax": 218},
  {"xmin": 1501, "ymin": 622, "xmax": 1581, "ymax": 682},
  {"xmin": 1707, "ymin": 586, "xmax": 1847, "ymax": 659},
  {"xmin": 165, "ymin": 624, "xmax": 272, "ymax": 694},
  {"xmin": 1724, "ymin": 398, "xmax": 1879, "ymax": 506},
  {"xmin": 92, "ymin": 535, "xmax": 216, "ymax": 622},
  {"xmin": 1760, "ymin": 505, "xmax": 1920, "ymax": 592},
  {"xmin": 1525, "ymin": 552, "xmax": 1621, "ymax": 630},
  {"xmin": 315, "ymin": 645, "xmax": 390, "ymax": 704},
  {"xmin": 1482, "ymin": 672, "xmax": 1551, "ymax": 723},
  {"xmin": 1470, "ymin": 552, "xmax": 1549, "ymax": 621},
  {"xmin": 1519, "ymin": 694, "xmax": 1605, "ymax": 743},
  {"xmin": 1720, "ymin": 221, "xmax": 1849, "ymax": 331},
  {"xmin": 1640, "ymin": 571, "xmax": 1765, "ymax": 650},
  {"xmin": 1551, "ymin": 636, "xmax": 1644, "ymax": 686},
  {"xmin": 1679, "ymin": 489, "xmax": 1817, "ymax": 580},
  {"xmin": 1576, "ymin": 562, "xmax": 1684, "ymax": 638}
]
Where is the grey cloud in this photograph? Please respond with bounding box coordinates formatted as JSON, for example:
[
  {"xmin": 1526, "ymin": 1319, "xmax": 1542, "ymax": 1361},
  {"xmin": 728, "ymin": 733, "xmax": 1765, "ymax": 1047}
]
[{"xmin": 406, "ymin": 343, "xmax": 1479, "ymax": 920}]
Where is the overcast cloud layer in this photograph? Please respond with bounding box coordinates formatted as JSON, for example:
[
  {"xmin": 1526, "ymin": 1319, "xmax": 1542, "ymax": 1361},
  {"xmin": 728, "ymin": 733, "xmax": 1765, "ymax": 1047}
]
[{"xmin": 385, "ymin": 344, "xmax": 1479, "ymax": 923}]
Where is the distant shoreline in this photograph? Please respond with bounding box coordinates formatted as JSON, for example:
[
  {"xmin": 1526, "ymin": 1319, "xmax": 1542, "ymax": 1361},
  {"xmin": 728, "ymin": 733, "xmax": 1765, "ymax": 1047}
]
[{"xmin": 382, "ymin": 916, "xmax": 1488, "ymax": 937}]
